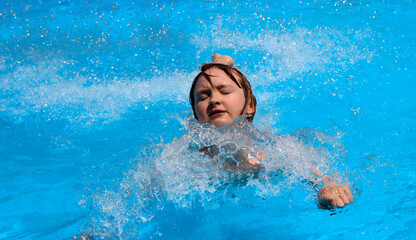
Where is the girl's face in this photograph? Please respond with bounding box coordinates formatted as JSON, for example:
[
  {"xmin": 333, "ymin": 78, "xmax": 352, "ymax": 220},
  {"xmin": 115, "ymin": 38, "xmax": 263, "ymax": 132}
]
[{"xmin": 193, "ymin": 67, "xmax": 252, "ymax": 127}]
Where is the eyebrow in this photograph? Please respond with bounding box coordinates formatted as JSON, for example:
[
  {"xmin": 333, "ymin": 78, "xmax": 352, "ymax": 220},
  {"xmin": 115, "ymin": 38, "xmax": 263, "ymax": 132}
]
[
  {"xmin": 196, "ymin": 88, "xmax": 210, "ymax": 94},
  {"xmin": 200, "ymin": 83, "xmax": 232, "ymax": 92},
  {"xmin": 215, "ymin": 84, "xmax": 232, "ymax": 89}
]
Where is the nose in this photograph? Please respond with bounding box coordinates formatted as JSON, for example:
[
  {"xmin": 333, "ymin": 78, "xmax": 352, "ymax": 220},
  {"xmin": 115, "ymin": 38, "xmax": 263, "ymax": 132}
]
[{"xmin": 209, "ymin": 91, "xmax": 221, "ymax": 106}]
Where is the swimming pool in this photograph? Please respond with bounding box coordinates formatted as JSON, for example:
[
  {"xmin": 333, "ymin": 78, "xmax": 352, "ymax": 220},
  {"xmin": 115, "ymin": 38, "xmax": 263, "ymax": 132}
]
[{"xmin": 1, "ymin": 0, "xmax": 415, "ymax": 239}]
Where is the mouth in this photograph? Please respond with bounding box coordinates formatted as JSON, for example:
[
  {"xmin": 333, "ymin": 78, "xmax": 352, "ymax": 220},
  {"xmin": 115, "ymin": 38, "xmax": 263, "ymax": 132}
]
[{"xmin": 209, "ymin": 109, "xmax": 225, "ymax": 118}]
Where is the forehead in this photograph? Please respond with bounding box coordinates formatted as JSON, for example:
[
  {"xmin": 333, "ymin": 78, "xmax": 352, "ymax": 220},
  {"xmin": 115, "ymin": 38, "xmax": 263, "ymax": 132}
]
[{"xmin": 194, "ymin": 67, "xmax": 241, "ymax": 89}]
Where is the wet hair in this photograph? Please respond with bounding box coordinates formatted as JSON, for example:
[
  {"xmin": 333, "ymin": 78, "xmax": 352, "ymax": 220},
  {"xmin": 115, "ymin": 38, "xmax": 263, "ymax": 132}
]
[{"xmin": 189, "ymin": 63, "xmax": 257, "ymax": 122}]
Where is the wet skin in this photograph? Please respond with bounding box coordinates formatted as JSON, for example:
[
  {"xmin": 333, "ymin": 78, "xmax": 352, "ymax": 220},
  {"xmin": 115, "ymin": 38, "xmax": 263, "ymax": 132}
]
[
  {"xmin": 193, "ymin": 67, "xmax": 253, "ymax": 127},
  {"xmin": 318, "ymin": 182, "xmax": 354, "ymax": 208}
]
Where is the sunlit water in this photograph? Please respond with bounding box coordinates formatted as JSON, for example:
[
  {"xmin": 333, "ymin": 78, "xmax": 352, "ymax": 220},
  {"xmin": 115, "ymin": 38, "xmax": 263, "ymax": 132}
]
[{"xmin": 0, "ymin": 0, "xmax": 415, "ymax": 239}]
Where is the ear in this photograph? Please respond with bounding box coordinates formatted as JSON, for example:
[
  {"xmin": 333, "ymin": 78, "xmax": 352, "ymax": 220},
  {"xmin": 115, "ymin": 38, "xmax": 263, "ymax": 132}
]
[{"xmin": 245, "ymin": 100, "xmax": 255, "ymax": 116}]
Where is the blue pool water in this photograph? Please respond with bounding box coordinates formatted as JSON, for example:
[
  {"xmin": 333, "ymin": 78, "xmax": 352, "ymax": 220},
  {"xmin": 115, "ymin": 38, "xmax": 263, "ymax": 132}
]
[{"xmin": 1, "ymin": 0, "xmax": 415, "ymax": 239}]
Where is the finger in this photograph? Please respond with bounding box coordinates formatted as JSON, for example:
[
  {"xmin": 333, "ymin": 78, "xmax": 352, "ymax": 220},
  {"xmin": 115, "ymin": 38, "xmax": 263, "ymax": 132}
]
[
  {"xmin": 344, "ymin": 188, "xmax": 354, "ymax": 202},
  {"xmin": 338, "ymin": 192, "xmax": 350, "ymax": 205},
  {"xmin": 335, "ymin": 195, "xmax": 345, "ymax": 208},
  {"xmin": 330, "ymin": 199, "xmax": 337, "ymax": 208},
  {"xmin": 212, "ymin": 53, "xmax": 221, "ymax": 62},
  {"xmin": 248, "ymin": 158, "xmax": 262, "ymax": 165},
  {"xmin": 224, "ymin": 56, "xmax": 234, "ymax": 66}
]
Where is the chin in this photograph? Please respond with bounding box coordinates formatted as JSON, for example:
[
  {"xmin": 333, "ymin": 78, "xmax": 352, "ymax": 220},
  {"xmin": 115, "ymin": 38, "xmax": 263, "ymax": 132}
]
[{"xmin": 211, "ymin": 119, "xmax": 232, "ymax": 127}]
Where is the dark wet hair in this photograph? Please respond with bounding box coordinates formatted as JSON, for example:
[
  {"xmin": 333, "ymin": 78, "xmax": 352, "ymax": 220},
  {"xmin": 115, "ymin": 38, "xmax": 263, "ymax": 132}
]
[{"xmin": 189, "ymin": 63, "xmax": 257, "ymax": 122}]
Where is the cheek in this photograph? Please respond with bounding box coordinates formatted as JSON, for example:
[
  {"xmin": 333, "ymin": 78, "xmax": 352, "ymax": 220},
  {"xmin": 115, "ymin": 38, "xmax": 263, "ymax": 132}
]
[
  {"xmin": 230, "ymin": 94, "xmax": 247, "ymax": 114},
  {"xmin": 194, "ymin": 102, "xmax": 207, "ymax": 120}
]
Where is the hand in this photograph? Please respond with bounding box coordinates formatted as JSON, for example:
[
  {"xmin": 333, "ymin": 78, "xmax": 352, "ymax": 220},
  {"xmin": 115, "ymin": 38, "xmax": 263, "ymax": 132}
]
[
  {"xmin": 238, "ymin": 157, "xmax": 263, "ymax": 171},
  {"xmin": 318, "ymin": 182, "xmax": 353, "ymax": 208},
  {"xmin": 234, "ymin": 148, "xmax": 263, "ymax": 171},
  {"xmin": 212, "ymin": 53, "xmax": 235, "ymax": 66},
  {"xmin": 223, "ymin": 147, "xmax": 263, "ymax": 172}
]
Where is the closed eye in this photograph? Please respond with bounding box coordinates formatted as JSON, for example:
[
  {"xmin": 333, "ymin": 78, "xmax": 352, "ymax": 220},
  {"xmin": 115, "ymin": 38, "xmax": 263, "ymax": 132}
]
[
  {"xmin": 196, "ymin": 90, "xmax": 210, "ymax": 101},
  {"xmin": 220, "ymin": 88, "xmax": 233, "ymax": 94},
  {"xmin": 198, "ymin": 94, "xmax": 208, "ymax": 100}
]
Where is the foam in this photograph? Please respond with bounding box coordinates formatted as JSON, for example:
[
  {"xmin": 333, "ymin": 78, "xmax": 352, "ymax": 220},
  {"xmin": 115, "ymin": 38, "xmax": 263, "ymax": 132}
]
[
  {"xmin": 191, "ymin": 25, "xmax": 373, "ymax": 82},
  {"xmin": 86, "ymin": 117, "xmax": 345, "ymax": 237},
  {"xmin": 0, "ymin": 60, "xmax": 195, "ymax": 124}
]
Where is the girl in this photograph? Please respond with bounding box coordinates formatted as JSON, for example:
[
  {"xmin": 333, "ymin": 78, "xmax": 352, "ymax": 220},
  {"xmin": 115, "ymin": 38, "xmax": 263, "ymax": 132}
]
[{"xmin": 189, "ymin": 54, "xmax": 353, "ymax": 208}]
